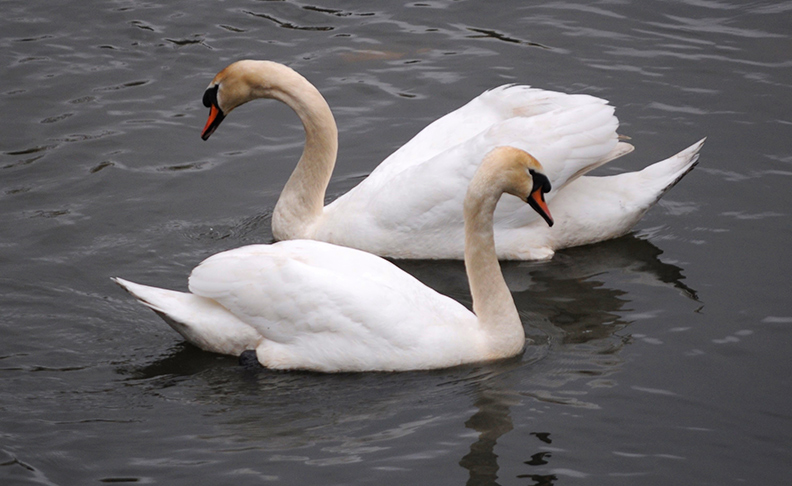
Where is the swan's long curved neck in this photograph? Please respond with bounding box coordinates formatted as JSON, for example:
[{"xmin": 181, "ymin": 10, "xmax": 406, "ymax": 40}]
[
  {"xmin": 268, "ymin": 67, "xmax": 338, "ymax": 240},
  {"xmin": 464, "ymin": 165, "xmax": 525, "ymax": 357}
]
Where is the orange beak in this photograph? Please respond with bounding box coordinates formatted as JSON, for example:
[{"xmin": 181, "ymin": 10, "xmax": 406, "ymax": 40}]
[
  {"xmin": 528, "ymin": 187, "xmax": 554, "ymax": 227},
  {"xmin": 201, "ymin": 104, "xmax": 225, "ymax": 140}
]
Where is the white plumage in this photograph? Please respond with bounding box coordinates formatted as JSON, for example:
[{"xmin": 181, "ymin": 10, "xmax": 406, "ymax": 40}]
[
  {"xmin": 115, "ymin": 147, "xmax": 555, "ymax": 372},
  {"xmin": 200, "ymin": 60, "xmax": 704, "ymax": 259}
]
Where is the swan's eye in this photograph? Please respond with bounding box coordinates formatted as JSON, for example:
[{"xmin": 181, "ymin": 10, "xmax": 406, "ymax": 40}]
[{"xmin": 203, "ymin": 85, "xmax": 220, "ymax": 108}]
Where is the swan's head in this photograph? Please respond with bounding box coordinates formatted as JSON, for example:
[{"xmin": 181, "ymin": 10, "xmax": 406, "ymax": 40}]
[
  {"xmin": 488, "ymin": 146, "xmax": 554, "ymax": 227},
  {"xmin": 201, "ymin": 60, "xmax": 289, "ymax": 140}
]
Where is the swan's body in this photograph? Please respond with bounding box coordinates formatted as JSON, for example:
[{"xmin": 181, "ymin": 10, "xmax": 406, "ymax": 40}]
[
  {"xmin": 201, "ymin": 60, "xmax": 704, "ymax": 260},
  {"xmin": 115, "ymin": 147, "xmax": 553, "ymax": 372}
]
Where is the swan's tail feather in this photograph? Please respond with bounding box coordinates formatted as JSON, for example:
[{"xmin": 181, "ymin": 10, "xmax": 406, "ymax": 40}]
[
  {"xmin": 112, "ymin": 277, "xmax": 260, "ymax": 356},
  {"xmin": 640, "ymin": 137, "xmax": 705, "ymax": 202},
  {"xmin": 547, "ymin": 138, "xmax": 705, "ymax": 251},
  {"xmin": 113, "ymin": 277, "xmax": 188, "ymax": 315}
]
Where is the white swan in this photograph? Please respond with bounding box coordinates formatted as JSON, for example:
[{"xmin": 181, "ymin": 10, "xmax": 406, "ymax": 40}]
[
  {"xmin": 200, "ymin": 60, "xmax": 705, "ymax": 260},
  {"xmin": 114, "ymin": 146, "xmax": 554, "ymax": 372}
]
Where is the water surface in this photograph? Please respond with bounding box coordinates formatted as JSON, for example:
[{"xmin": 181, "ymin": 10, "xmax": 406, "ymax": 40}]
[{"xmin": 2, "ymin": 1, "xmax": 790, "ymax": 484}]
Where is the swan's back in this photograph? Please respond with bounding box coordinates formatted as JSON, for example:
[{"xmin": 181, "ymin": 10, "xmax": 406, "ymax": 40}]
[
  {"xmin": 370, "ymin": 85, "xmax": 613, "ymax": 181},
  {"xmin": 188, "ymin": 241, "xmax": 480, "ymax": 371},
  {"xmin": 320, "ymin": 87, "xmax": 623, "ymax": 259}
]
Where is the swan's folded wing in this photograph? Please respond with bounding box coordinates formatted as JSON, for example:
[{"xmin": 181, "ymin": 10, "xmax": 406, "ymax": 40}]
[
  {"xmin": 369, "ymin": 85, "xmax": 615, "ymax": 182},
  {"xmin": 338, "ymin": 100, "xmax": 621, "ymax": 235},
  {"xmin": 187, "ymin": 241, "xmax": 474, "ymax": 348}
]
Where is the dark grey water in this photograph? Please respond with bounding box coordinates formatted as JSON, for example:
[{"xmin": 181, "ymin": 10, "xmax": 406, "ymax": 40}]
[{"xmin": 2, "ymin": 1, "xmax": 790, "ymax": 484}]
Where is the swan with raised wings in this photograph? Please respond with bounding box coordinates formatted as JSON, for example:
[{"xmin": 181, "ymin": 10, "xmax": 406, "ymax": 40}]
[
  {"xmin": 200, "ymin": 60, "xmax": 704, "ymax": 260},
  {"xmin": 115, "ymin": 147, "xmax": 553, "ymax": 372}
]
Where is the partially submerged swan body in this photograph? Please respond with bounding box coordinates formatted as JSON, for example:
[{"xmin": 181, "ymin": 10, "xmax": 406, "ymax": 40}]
[
  {"xmin": 201, "ymin": 60, "xmax": 704, "ymax": 260},
  {"xmin": 115, "ymin": 147, "xmax": 554, "ymax": 372}
]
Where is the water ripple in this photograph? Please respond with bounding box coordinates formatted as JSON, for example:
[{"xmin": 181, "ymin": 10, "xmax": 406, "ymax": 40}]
[
  {"xmin": 650, "ymin": 15, "xmax": 785, "ymax": 38},
  {"xmin": 538, "ymin": 2, "xmax": 627, "ymax": 20},
  {"xmin": 464, "ymin": 27, "xmax": 551, "ymax": 49},
  {"xmin": 243, "ymin": 10, "xmax": 334, "ymax": 31}
]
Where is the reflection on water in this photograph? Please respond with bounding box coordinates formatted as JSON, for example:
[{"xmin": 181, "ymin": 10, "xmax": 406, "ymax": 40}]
[
  {"xmin": 514, "ymin": 233, "xmax": 699, "ymax": 344},
  {"xmin": 461, "ymin": 381, "xmax": 562, "ymax": 486},
  {"xmin": 456, "ymin": 235, "xmax": 698, "ymax": 484},
  {"xmin": 460, "ymin": 382, "xmax": 516, "ymax": 486}
]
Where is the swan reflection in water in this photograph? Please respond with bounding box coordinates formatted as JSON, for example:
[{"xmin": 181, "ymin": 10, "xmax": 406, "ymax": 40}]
[{"xmin": 120, "ymin": 234, "xmax": 697, "ymax": 484}]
